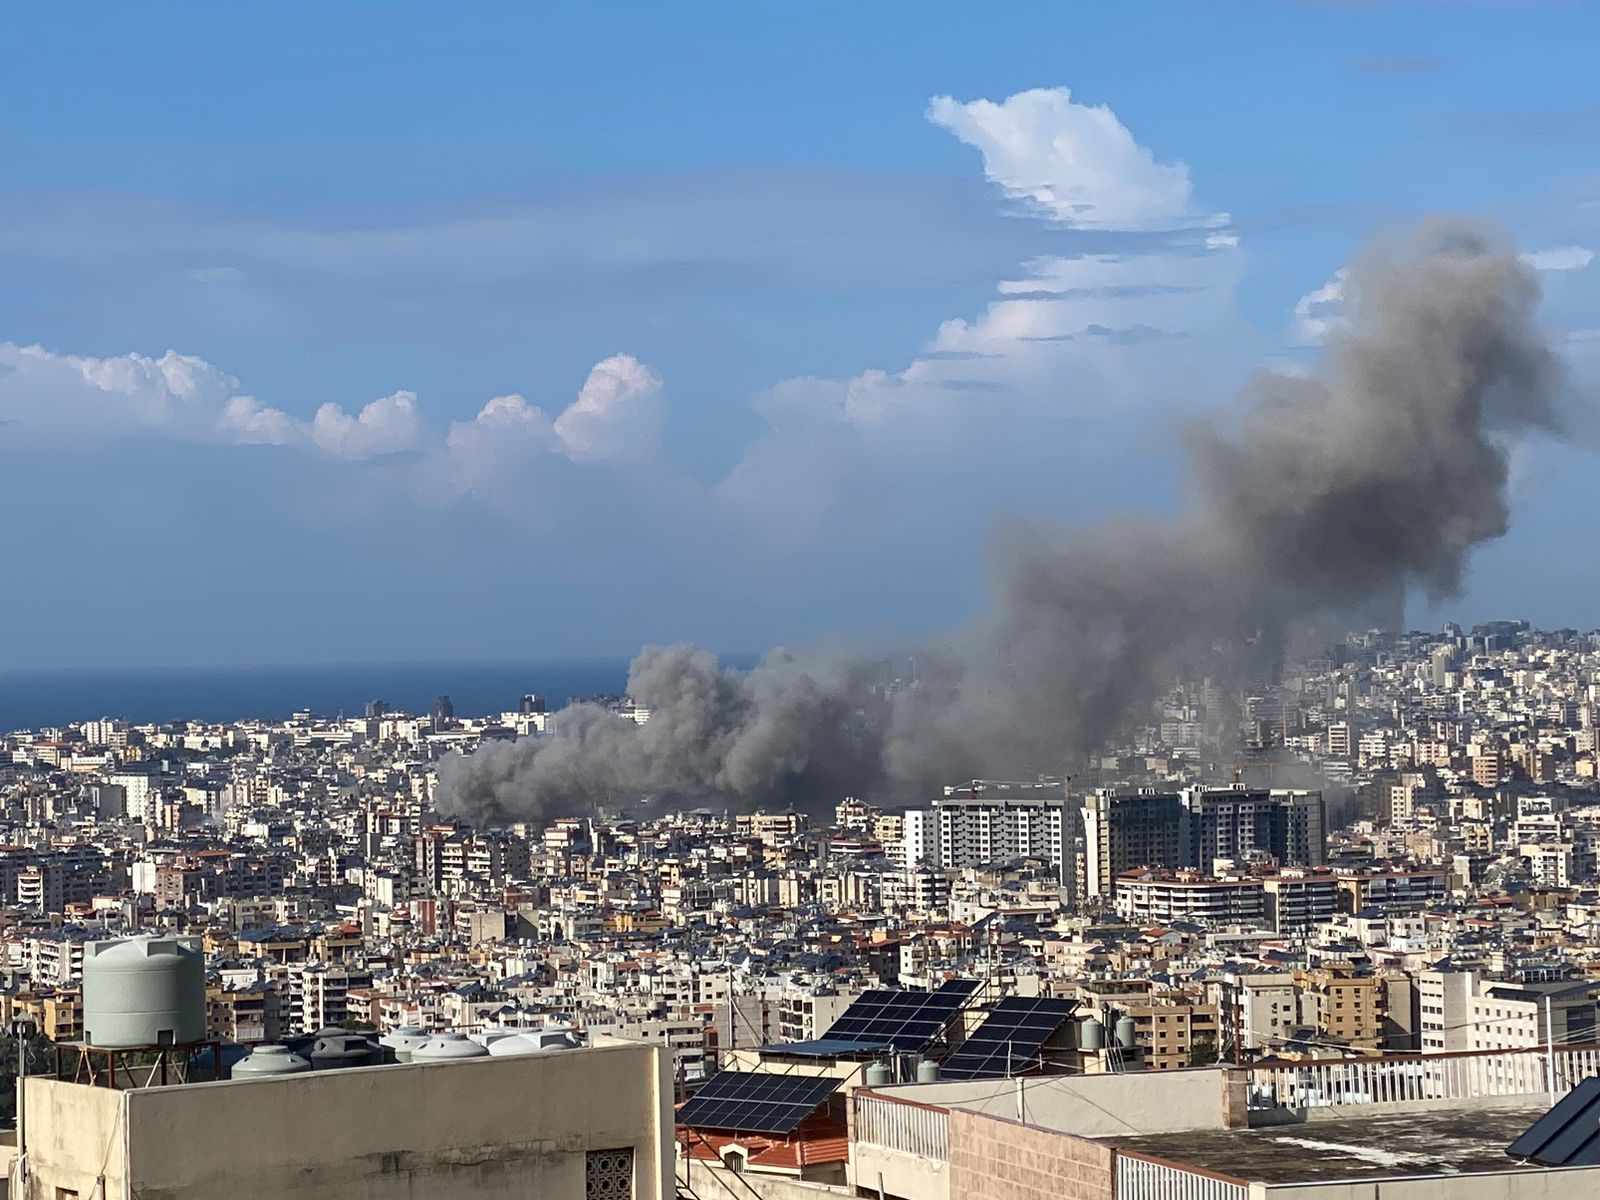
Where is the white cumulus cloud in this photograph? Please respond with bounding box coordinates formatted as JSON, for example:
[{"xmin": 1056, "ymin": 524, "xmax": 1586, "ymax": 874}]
[
  {"xmin": 1293, "ymin": 268, "xmax": 1350, "ymax": 344},
  {"xmin": 0, "ymin": 342, "xmax": 242, "ymax": 443},
  {"xmin": 311, "ymin": 390, "xmax": 424, "ymax": 459},
  {"xmin": 438, "ymin": 356, "xmax": 672, "ymax": 496},
  {"xmin": 746, "ymin": 85, "xmax": 1245, "ymax": 446},
  {"xmin": 218, "ymin": 395, "xmax": 302, "ymax": 445},
  {"xmin": 552, "ymin": 354, "xmax": 666, "ymax": 462},
  {"xmin": 443, "ymin": 393, "xmax": 558, "ymax": 491},
  {"xmin": 926, "ymin": 87, "xmax": 1223, "ymax": 233}
]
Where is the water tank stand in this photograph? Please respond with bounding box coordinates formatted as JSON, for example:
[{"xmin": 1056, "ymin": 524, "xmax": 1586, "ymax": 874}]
[{"xmin": 55, "ymin": 1040, "xmax": 223, "ymax": 1089}]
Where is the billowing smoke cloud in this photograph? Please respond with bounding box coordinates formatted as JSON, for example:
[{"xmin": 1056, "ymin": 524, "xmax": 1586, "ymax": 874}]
[
  {"xmin": 436, "ymin": 645, "xmax": 891, "ymax": 824},
  {"xmin": 438, "ymin": 220, "xmax": 1563, "ymax": 826}
]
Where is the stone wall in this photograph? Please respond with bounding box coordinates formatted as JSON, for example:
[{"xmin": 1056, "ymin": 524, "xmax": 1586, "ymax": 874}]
[{"xmin": 947, "ymin": 1109, "xmax": 1113, "ymax": 1200}]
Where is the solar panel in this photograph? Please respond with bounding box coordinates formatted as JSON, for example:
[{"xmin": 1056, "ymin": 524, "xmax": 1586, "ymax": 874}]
[
  {"xmin": 1506, "ymin": 1075, "xmax": 1600, "ymax": 1166},
  {"xmin": 676, "ymin": 1070, "xmax": 843, "ymax": 1135},
  {"xmin": 819, "ymin": 980, "xmax": 978, "ymax": 1053},
  {"xmin": 939, "ymin": 996, "xmax": 1078, "ymax": 1080}
]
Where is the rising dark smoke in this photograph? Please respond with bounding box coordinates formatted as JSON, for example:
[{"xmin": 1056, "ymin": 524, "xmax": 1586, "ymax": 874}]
[{"xmin": 438, "ymin": 220, "xmax": 1563, "ymax": 826}]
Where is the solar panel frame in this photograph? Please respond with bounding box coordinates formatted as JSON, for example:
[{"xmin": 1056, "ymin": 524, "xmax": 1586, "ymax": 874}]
[
  {"xmin": 819, "ymin": 981, "xmax": 978, "ymax": 1053},
  {"xmin": 939, "ymin": 996, "xmax": 1079, "ymax": 1081},
  {"xmin": 1506, "ymin": 1075, "xmax": 1600, "ymax": 1166},
  {"xmin": 676, "ymin": 1070, "xmax": 843, "ymax": 1135}
]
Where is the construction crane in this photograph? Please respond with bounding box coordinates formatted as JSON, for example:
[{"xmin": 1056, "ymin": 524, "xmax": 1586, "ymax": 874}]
[{"xmin": 1230, "ymin": 761, "xmax": 1271, "ymax": 786}]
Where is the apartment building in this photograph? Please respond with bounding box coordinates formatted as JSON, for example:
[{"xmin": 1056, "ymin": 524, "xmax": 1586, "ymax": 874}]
[
  {"xmin": 1294, "ymin": 963, "xmax": 1384, "ymax": 1049},
  {"xmin": 1260, "ymin": 870, "xmax": 1339, "ymax": 933},
  {"xmin": 1075, "ymin": 983, "xmax": 1219, "ymax": 1071},
  {"xmin": 909, "ymin": 782, "xmax": 1072, "ymax": 885},
  {"xmin": 1081, "ymin": 789, "xmax": 1185, "ymax": 899},
  {"xmin": 1114, "ymin": 870, "xmax": 1265, "ymax": 925}
]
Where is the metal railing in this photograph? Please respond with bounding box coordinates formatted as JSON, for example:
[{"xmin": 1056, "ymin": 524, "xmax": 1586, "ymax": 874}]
[
  {"xmin": 853, "ymin": 1093, "xmax": 950, "ymax": 1161},
  {"xmin": 1117, "ymin": 1152, "xmax": 1248, "ymax": 1200},
  {"xmin": 1240, "ymin": 1043, "xmax": 1600, "ymax": 1110}
]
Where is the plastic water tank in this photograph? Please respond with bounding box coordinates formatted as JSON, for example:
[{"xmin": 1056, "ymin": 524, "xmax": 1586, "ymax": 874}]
[
  {"xmin": 1114, "ymin": 1016, "xmax": 1137, "ymax": 1050},
  {"xmin": 1080, "ymin": 1018, "xmax": 1106, "ymax": 1051},
  {"xmin": 468, "ymin": 1028, "xmax": 520, "ymax": 1051},
  {"xmin": 82, "ymin": 936, "xmax": 206, "ymax": 1048},
  {"xmin": 231, "ymin": 1044, "xmax": 312, "ymax": 1078},
  {"xmin": 485, "ymin": 1033, "xmax": 537, "ymax": 1057},
  {"xmin": 486, "ymin": 1029, "xmax": 583, "ymax": 1057},
  {"xmin": 378, "ymin": 1026, "xmax": 431, "ymax": 1064},
  {"xmin": 863, "ymin": 1062, "xmax": 892, "ymax": 1087},
  {"xmin": 916, "ymin": 1059, "xmax": 941, "ymax": 1083},
  {"xmin": 531, "ymin": 1028, "xmax": 583, "ymax": 1051},
  {"xmin": 310, "ymin": 1032, "xmax": 376, "ymax": 1070},
  {"xmin": 412, "ymin": 1032, "xmax": 490, "ymax": 1062}
]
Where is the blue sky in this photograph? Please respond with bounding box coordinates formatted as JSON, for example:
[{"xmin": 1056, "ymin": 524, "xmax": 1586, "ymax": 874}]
[{"xmin": 2, "ymin": 1, "xmax": 1598, "ymax": 667}]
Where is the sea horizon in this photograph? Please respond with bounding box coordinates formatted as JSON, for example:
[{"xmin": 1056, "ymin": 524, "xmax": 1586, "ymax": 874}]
[{"xmin": 0, "ymin": 657, "xmax": 642, "ymax": 732}]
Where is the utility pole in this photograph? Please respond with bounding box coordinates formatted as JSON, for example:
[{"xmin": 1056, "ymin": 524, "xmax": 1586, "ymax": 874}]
[
  {"xmin": 1234, "ymin": 979, "xmax": 1247, "ymax": 1064},
  {"xmin": 1543, "ymin": 995, "xmax": 1556, "ymax": 1105},
  {"xmin": 13, "ymin": 1016, "xmax": 35, "ymax": 1194}
]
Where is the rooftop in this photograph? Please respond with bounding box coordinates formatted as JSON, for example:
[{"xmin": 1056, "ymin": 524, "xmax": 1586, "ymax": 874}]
[{"xmin": 1107, "ymin": 1105, "xmax": 1548, "ymax": 1183}]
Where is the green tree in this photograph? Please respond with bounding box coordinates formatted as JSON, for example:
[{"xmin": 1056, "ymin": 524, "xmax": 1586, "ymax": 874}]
[{"xmin": 1187, "ymin": 1039, "xmax": 1220, "ymax": 1068}]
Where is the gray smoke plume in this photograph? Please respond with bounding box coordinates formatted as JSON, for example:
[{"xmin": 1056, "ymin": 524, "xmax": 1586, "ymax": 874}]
[
  {"xmin": 436, "ymin": 645, "xmax": 890, "ymax": 825},
  {"xmin": 438, "ymin": 219, "xmax": 1563, "ymax": 826}
]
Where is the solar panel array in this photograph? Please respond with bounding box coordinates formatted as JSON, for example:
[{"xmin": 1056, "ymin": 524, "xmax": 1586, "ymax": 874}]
[
  {"xmin": 1506, "ymin": 1075, "xmax": 1600, "ymax": 1166},
  {"xmin": 819, "ymin": 979, "xmax": 978, "ymax": 1053},
  {"xmin": 676, "ymin": 1070, "xmax": 843, "ymax": 1135},
  {"xmin": 938, "ymin": 996, "xmax": 1078, "ymax": 1080}
]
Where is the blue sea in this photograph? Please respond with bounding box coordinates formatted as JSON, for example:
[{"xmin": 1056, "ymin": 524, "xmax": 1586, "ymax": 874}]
[{"xmin": 0, "ymin": 659, "xmax": 635, "ymax": 732}]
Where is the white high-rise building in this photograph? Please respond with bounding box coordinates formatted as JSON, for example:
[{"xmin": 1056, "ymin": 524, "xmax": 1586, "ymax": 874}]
[
  {"xmin": 893, "ymin": 808, "xmax": 932, "ymax": 870},
  {"xmin": 901, "ymin": 781, "xmax": 1072, "ymax": 886},
  {"xmin": 108, "ymin": 767, "xmax": 162, "ymax": 825}
]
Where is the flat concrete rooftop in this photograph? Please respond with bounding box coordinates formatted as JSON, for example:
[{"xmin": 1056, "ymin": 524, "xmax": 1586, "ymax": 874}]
[{"xmin": 1105, "ymin": 1106, "xmax": 1548, "ymax": 1183}]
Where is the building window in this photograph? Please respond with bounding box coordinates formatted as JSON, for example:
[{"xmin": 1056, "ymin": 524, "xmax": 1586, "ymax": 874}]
[{"xmin": 586, "ymin": 1148, "xmax": 634, "ymax": 1200}]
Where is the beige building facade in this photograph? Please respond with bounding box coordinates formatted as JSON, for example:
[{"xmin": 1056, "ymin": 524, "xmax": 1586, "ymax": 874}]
[{"xmin": 13, "ymin": 1037, "xmax": 672, "ymax": 1200}]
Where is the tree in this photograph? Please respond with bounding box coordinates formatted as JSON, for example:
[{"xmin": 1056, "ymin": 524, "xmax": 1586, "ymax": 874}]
[{"xmin": 1187, "ymin": 1039, "xmax": 1220, "ymax": 1068}]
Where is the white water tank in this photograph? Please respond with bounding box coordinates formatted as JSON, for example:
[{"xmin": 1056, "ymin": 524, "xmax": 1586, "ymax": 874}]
[
  {"xmin": 82, "ymin": 936, "xmax": 206, "ymax": 1048},
  {"xmin": 485, "ymin": 1029, "xmax": 583, "ymax": 1057},
  {"xmin": 231, "ymin": 1044, "xmax": 312, "ymax": 1078},
  {"xmin": 379, "ymin": 1026, "xmax": 431, "ymax": 1063},
  {"xmin": 468, "ymin": 1028, "xmax": 520, "ymax": 1050},
  {"xmin": 412, "ymin": 1032, "xmax": 490, "ymax": 1062},
  {"xmin": 864, "ymin": 1062, "xmax": 892, "ymax": 1087}
]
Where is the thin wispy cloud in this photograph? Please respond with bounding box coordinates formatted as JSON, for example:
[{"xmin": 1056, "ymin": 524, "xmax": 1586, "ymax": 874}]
[{"xmin": 1521, "ymin": 245, "xmax": 1594, "ymax": 272}]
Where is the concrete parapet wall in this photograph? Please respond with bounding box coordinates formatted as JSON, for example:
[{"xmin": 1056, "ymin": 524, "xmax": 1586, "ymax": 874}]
[
  {"xmin": 684, "ymin": 1157, "xmax": 849, "ymax": 1200},
  {"xmin": 947, "ymin": 1109, "xmax": 1113, "ymax": 1200},
  {"xmin": 22, "ymin": 1040, "xmax": 671, "ymax": 1200},
  {"xmin": 851, "ymin": 1140, "xmax": 949, "ymax": 1200},
  {"xmin": 1252, "ymin": 1163, "xmax": 1600, "ymax": 1200},
  {"xmin": 890, "ymin": 1067, "xmax": 1227, "ymax": 1137}
]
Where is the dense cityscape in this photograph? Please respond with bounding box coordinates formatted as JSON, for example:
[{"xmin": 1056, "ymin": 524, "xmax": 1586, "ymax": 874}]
[
  {"xmin": 8, "ymin": 4, "xmax": 1599, "ymax": 1197},
  {"xmin": 2, "ymin": 621, "xmax": 1600, "ymax": 1195}
]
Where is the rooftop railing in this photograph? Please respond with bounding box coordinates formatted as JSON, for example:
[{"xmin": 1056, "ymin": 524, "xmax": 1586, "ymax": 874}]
[
  {"xmin": 1236, "ymin": 1042, "xmax": 1600, "ymax": 1111},
  {"xmin": 852, "ymin": 1091, "xmax": 949, "ymax": 1162}
]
